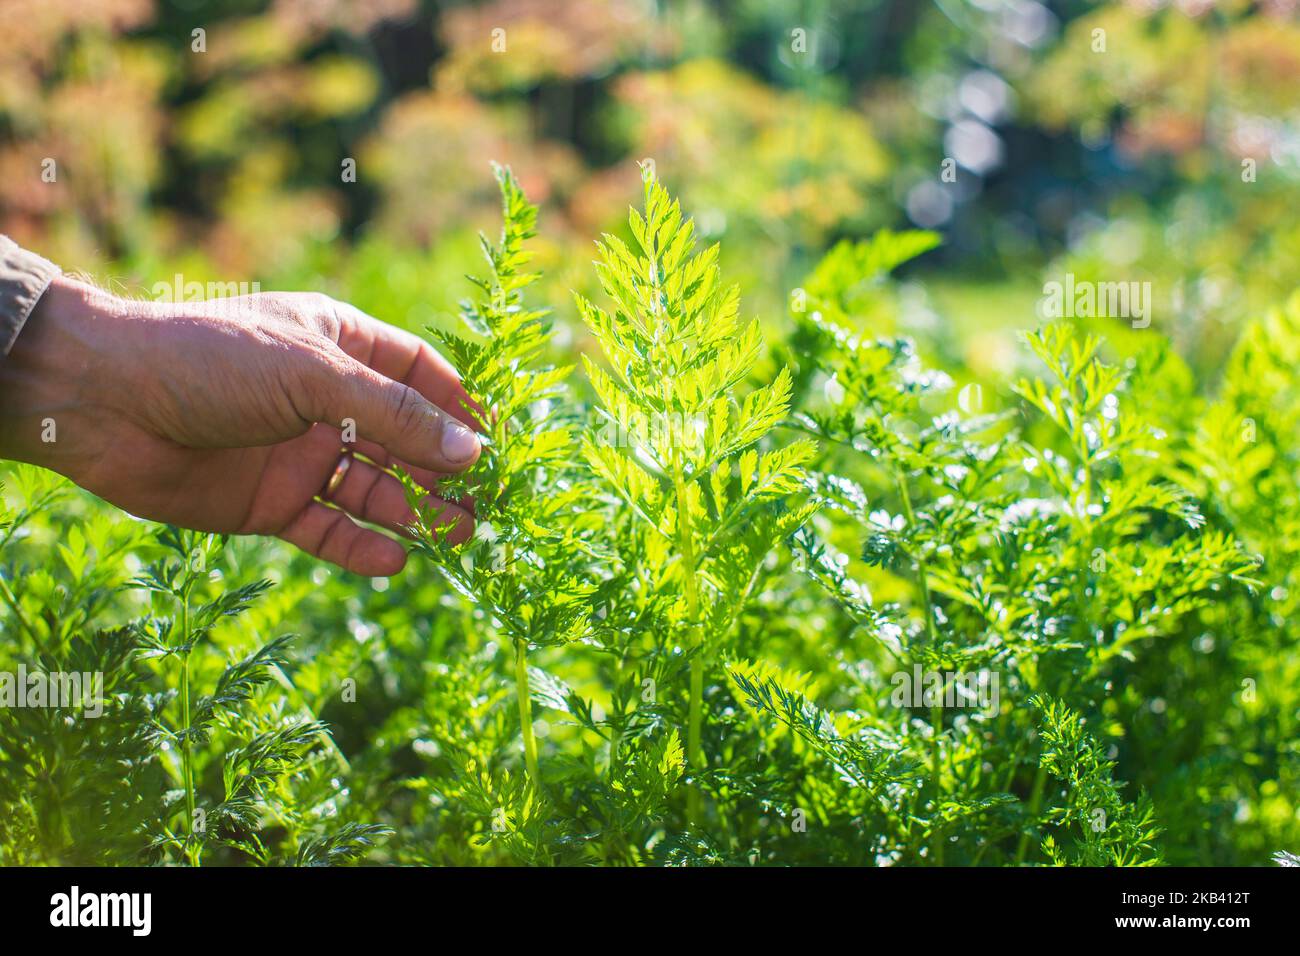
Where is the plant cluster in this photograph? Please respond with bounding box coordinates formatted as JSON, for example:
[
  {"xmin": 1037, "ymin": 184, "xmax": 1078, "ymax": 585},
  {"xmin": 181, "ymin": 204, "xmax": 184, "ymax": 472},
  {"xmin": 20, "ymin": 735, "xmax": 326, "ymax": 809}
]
[{"xmin": 0, "ymin": 168, "xmax": 1294, "ymax": 866}]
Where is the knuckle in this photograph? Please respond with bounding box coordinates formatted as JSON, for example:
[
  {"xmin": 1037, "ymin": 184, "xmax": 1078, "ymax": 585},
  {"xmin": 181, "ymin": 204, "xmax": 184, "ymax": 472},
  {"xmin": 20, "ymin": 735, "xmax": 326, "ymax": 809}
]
[
  {"xmin": 391, "ymin": 384, "xmax": 431, "ymax": 435},
  {"xmin": 289, "ymin": 346, "xmax": 344, "ymax": 418},
  {"xmin": 254, "ymin": 290, "xmax": 298, "ymax": 317},
  {"xmin": 305, "ymin": 290, "xmax": 338, "ymax": 315},
  {"xmin": 294, "ymin": 339, "xmax": 340, "ymax": 382},
  {"xmin": 306, "ymin": 293, "xmax": 341, "ymax": 338},
  {"xmin": 317, "ymin": 513, "xmax": 349, "ymax": 560},
  {"xmin": 276, "ymin": 292, "xmax": 339, "ymax": 338}
]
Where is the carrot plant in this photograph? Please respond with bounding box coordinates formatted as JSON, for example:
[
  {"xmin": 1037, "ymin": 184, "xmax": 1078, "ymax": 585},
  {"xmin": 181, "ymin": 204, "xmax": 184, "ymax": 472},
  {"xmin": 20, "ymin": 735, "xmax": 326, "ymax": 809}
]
[
  {"xmin": 0, "ymin": 467, "xmax": 388, "ymax": 864},
  {"xmin": 405, "ymin": 165, "xmax": 587, "ymax": 770},
  {"xmin": 747, "ymin": 234, "xmax": 1260, "ymax": 864},
  {"xmin": 575, "ymin": 169, "xmax": 816, "ymax": 821},
  {"xmin": 395, "ymin": 168, "xmax": 814, "ymax": 859},
  {"xmin": 400, "ymin": 165, "xmax": 610, "ymax": 860},
  {"xmin": 2, "ymin": 166, "xmax": 1297, "ymax": 867}
]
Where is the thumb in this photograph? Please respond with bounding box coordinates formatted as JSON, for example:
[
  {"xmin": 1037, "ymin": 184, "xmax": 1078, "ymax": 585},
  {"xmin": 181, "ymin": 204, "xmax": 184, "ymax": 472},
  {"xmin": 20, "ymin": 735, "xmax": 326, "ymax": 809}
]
[{"xmin": 298, "ymin": 349, "xmax": 481, "ymax": 472}]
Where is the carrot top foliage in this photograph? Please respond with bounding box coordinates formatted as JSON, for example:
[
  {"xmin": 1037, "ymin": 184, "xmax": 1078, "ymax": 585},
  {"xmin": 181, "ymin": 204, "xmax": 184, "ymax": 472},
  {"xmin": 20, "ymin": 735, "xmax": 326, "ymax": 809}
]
[{"xmin": 0, "ymin": 167, "xmax": 1293, "ymax": 867}]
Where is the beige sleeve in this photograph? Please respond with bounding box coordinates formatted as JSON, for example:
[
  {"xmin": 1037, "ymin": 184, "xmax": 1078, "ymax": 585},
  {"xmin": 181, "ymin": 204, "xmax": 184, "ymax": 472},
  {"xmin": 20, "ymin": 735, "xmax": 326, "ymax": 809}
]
[{"xmin": 0, "ymin": 234, "xmax": 61, "ymax": 356}]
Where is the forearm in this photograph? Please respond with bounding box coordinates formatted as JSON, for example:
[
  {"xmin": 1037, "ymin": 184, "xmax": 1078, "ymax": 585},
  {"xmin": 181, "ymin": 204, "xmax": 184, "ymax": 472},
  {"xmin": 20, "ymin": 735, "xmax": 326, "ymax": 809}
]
[{"xmin": 0, "ymin": 275, "xmax": 130, "ymax": 476}]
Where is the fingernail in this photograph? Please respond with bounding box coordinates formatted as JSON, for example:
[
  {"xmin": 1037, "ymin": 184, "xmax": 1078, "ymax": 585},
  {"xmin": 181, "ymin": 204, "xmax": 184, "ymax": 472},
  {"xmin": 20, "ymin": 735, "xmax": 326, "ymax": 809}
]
[{"xmin": 441, "ymin": 418, "xmax": 480, "ymax": 464}]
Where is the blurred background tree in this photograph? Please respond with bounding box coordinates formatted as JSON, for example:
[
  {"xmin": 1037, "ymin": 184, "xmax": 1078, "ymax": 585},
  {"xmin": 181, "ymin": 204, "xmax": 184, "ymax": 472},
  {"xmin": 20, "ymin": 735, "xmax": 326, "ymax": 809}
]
[{"xmin": 2, "ymin": 0, "xmax": 1299, "ymax": 372}]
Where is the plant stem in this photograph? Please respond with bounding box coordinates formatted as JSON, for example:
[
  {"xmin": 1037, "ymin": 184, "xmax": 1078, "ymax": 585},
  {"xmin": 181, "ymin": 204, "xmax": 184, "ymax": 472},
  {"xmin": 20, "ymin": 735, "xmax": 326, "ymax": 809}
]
[
  {"xmin": 687, "ymin": 656, "xmax": 703, "ymax": 820},
  {"xmin": 514, "ymin": 636, "xmax": 541, "ymax": 788},
  {"xmin": 501, "ymin": 535, "xmax": 541, "ymax": 789},
  {"xmin": 645, "ymin": 210, "xmax": 706, "ymax": 820},
  {"xmin": 178, "ymin": 584, "xmax": 198, "ymax": 866},
  {"xmin": 607, "ymin": 649, "xmax": 623, "ymax": 777},
  {"xmin": 894, "ymin": 473, "xmax": 938, "ymax": 644},
  {"xmin": 0, "ymin": 571, "xmax": 40, "ymax": 651},
  {"xmin": 930, "ymin": 701, "xmax": 945, "ymax": 865},
  {"xmin": 673, "ymin": 467, "xmax": 705, "ymax": 822},
  {"xmin": 895, "ymin": 470, "xmax": 945, "ymax": 863},
  {"xmin": 1015, "ymin": 764, "xmax": 1049, "ymax": 865}
]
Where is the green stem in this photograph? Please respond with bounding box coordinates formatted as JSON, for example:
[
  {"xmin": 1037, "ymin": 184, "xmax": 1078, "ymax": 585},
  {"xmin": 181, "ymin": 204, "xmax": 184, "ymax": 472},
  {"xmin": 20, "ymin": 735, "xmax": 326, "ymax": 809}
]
[
  {"xmin": 607, "ymin": 650, "xmax": 623, "ymax": 777},
  {"xmin": 0, "ymin": 572, "xmax": 40, "ymax": 650},
  {"xmin": 894, "ymin": 473, "xmax": 938, "ymax": 644},
  {"xmin": 895, "ymin": 470, "xmax": 946, "ymax": 864},
  {"xmin": 501, "ymin": 535, "xmax": 540, "ymax": 789},
  {"xmin": 1015, "ymin": 764, "xmax": 1049, "ymax": 865},
  {"xmin": 930, "ymin": 702, "xmax": 945, "ymax": 865},
  {"xmin": 673, "ymin": 468, "xmax": 705, "ymax": 822},
  {"xmin": 514, "ymin": 637, "xmax": 541, "ymax": 788},
  {"xmin": 178, "ymin": 586, "xmax": 198, "ymax": 866},
  {"xmin": 687, "ymin": 657, "xmax": 703, "ymax": 816}
]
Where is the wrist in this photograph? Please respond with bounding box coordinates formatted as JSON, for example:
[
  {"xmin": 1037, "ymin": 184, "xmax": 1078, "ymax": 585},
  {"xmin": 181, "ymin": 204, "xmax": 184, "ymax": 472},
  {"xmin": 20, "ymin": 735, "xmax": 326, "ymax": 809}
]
[{"xmin": 0, "ymin": 276, "xmax": 137, "ymax": 474}]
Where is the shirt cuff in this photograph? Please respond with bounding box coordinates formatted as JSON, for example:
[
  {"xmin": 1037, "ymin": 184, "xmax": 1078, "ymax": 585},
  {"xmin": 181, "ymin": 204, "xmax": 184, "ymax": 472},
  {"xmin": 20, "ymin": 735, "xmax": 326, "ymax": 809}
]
[{"xmin": 0, "ymin": 234, "xmax": 61, "ymax": 356}]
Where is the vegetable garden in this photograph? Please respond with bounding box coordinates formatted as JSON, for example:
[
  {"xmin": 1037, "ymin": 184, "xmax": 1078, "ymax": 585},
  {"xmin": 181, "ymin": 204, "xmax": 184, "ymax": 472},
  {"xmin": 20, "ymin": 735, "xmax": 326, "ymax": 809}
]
[{"xmin": 2, "ymin": 0, "xmax": 1299, "ymax": 869}]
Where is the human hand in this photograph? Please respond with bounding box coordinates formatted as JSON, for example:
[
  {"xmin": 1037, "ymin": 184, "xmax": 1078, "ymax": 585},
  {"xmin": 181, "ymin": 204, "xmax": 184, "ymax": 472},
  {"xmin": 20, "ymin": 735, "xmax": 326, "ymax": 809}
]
[{"xmin": 0, "ymin": 276, "xmax": 480, "ymax": 575}]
